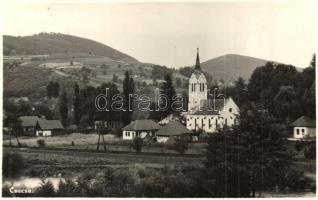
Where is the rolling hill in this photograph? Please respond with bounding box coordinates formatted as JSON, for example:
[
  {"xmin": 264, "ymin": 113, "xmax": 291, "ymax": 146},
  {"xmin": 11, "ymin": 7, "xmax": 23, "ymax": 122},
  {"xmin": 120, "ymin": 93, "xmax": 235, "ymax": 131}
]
[
  {"xmin": 201, "ymin": 54, "xmax": 271, "ymax": 83},
  {"xmin": 3, "ymin": 33, "xmax": 138, "ymax": 63}
]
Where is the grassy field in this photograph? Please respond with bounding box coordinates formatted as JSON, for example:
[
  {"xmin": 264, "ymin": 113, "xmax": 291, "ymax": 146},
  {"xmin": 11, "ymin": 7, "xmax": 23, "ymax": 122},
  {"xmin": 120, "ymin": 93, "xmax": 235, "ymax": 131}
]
[{"xmin": 3, "ymin": 133, "xmax": 207, "ymax": 155}]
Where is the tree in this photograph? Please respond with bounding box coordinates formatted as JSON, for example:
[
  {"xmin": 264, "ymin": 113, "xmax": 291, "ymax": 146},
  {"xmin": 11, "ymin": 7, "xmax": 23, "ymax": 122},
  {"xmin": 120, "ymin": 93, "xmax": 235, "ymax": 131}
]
[
  {"xmin": 175, "ymin": 77, "xmax": 182, "ymax": 87},
  {"xmin": 122, "ymin": 71, "xmax": 135, "ymax": 125},
  {"xmin": 53, "ymin": 82, "xmax": 60, "ymax": 98},
  {"xmin": 35, "ymin": 181, "xmax": 56, "ymax": 197},
  {"xmin": 203, "ymin": 104, "xmax": 292, "ymax": 197},
  {"xmin": 59, "ymin": 91, "xmax": 68, "ymax": 128},
  {"xmin": 3, "ymin": 152, "xmax": 26, "ymax": 178},
  {"xmin": 132, "ymin": 136, "xmax": 143, "ymax": 153},
  {"xmin": 112, "ymin": 74, "xmax": 118, "ymax": 82},
  {"xmin": 46, "ymin": 81, "xmax": 53, "ymax": 98},
  {"xmin": 160, "ymin": 74, "xmax": 176, "ymax": 118},
  {"xmin": 172, "ymin": 137, "xmax": 189, "ymax": 154},
  {"xmin": 73, "ymin": 84, "xmax": 81, "ymax": 126},
  {"xmin": 34, "ymin": 104, "xmax": 53, "ymax": 120},
  {"xmin": 226, "ymin": 77, "xmax": 248, "ymax": 107}
]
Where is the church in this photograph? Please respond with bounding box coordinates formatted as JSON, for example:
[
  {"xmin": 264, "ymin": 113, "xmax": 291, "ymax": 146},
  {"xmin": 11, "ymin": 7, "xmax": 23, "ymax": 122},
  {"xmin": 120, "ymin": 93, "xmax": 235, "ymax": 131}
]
[{"xmin": 184, "ymin": 49, "xmax": 239, "ymax": 133}]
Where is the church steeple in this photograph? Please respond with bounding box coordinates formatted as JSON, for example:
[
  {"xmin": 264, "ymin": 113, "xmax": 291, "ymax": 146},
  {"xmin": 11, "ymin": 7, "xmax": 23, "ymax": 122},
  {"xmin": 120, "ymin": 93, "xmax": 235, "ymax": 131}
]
[{"xmin": 195, "ymin": 48, "xmax": 201, "ymax": 71}]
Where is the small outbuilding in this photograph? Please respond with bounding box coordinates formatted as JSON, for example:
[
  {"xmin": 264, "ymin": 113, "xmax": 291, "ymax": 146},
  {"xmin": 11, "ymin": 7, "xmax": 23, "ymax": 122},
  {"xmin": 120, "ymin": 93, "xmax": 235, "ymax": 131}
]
[
  {"xmin": 122, "ymin": 119, "xmax": 161, "ymax": 140},
  {"xmin": 290, "ymin": 116, "xmax": 315, "ymax": 139},
  {"xmin": 36, "ymin": 120, "xmax": 64, "ymax": 136},
  {"xmin": 156, "ymin": 121, "xmax": 192, "ymax": 143}
]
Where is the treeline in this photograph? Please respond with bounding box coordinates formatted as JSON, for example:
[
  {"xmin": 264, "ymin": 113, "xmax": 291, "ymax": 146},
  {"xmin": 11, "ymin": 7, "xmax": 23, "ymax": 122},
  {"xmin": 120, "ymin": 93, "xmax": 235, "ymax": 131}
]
[
  {"xmin": 248, "ymin": 55, "xmax": 315, "ymax": 121},
  {"xmin": 221, "ymin": 54, "xmax": 315, "ymax": 122}
]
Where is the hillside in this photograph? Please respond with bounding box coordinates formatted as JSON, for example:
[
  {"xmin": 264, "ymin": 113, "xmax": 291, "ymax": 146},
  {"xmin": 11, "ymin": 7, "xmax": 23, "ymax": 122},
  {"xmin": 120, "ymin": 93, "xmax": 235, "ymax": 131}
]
[
  {"xmin": 201, "ymin": 54, "xmax": 271, "ymax": 83},
  {"xmin": 3, "ymin": 33, "xmax": 138, "ymax": 63}
]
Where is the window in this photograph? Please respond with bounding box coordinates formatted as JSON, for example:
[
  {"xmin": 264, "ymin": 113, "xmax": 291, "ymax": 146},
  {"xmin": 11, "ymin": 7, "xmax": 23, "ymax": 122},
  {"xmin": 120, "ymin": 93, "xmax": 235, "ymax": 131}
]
[
  {"xmin": 225, "ymin": 118, "xmax": 227, "ymax": 125},
  {"xmin": 216, "ymin": 119, "xmax": 218, "ymax": 125},
  {"xmin": 229, "ymin": 108, "xmax": 232, "ymax": 112},
  {"xmin": 302, "ymin": 129, "xmax": 305, "ymax": 133},
  {"xmin": 296, "ymin": 129, "xmax": 300, "ymax": 135},
  {"xmin": 202, "ymin": 84, "xmax": 205, "ymax": 92}
]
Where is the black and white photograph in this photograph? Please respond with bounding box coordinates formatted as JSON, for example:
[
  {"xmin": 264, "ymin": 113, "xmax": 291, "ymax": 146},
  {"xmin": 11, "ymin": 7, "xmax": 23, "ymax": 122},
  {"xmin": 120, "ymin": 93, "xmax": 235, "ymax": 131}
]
[{"xmin": 1, "ymin": 0, "xmax": 316, "ymax": 197}]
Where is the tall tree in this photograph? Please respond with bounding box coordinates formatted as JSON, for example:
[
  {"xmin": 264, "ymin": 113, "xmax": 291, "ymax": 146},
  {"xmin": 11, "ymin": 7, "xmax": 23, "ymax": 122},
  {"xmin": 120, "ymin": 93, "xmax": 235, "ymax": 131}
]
[
  {"xmin": 53, "ymin": 82, "xmax": 60, "ymax": 98},
  {"xmin": 122, "ymin": 71, "xmax": 135, "ymax": 125},
  {"xmin": 160, "ymin": 74, "xmax": 176, "ymax": 118},
  {"xmin": 73, "ymin": 84, "xmax": 81, "ymax": 126},
  {"xmin": 46, "ymin": 81, "xmax": 53, "ymax": 98},
  {"xmin": 59, "ymin": 91, "xmax": 68, "ymax": 128},
  {"xmin": 203, "ymin": 104, "xmax": 291, "ymax": 197}
]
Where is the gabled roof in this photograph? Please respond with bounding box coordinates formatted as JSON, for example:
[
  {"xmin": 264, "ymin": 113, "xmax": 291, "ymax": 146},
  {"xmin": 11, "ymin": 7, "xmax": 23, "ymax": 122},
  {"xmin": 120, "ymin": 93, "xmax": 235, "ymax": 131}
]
[
  {"xmin": 290, "ymin": 116, "xmax": 315, "ymax": 127},
  {"xmin": 156, "ymin": 121, "xmax": 192, "ymax": 136},
  {"xmin": 18, "ymin": 116, "xmax": 41, "ymax": 127},
  {"xmin": 37, "ymin": 120, "xmax": 64, "ymax": 130},
  {"xmin": 122, "ymin": 119, "xmax": 161, "ymax": 131},
  {"xmin": 192, "ymin": 98, "xmax": 228, "ymax": 115}
]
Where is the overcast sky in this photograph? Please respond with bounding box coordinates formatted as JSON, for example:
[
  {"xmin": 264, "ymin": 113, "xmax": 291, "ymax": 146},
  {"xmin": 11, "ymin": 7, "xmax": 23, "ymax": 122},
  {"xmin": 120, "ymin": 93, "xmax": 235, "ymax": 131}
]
[{"xmin": 2, "ymin": 0, "xmax": 317, "ymax": 68}]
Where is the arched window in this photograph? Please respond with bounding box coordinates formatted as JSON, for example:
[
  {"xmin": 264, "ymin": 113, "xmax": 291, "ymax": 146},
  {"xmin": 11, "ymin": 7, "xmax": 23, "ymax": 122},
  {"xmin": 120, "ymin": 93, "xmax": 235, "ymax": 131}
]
[
  {"xmin": 229, "ymin": 108, "xmax": 232, "ymax": 112},
  {"xmin": 202, "ymin": 84, "xmax": 205, "ymax": 92}
]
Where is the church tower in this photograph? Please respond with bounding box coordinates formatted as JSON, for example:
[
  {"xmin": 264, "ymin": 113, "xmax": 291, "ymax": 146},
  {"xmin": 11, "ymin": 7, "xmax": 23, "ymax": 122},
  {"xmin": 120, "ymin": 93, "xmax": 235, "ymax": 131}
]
[{"xmin": 188, "ymin": 48, "xmax": 207, "ymax": 113}]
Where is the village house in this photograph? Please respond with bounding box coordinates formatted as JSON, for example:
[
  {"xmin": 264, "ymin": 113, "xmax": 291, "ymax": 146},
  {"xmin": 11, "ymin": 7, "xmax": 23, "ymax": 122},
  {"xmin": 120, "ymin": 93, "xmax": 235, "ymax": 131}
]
[
  {"xmin": 156, "ymin": 121, "xmax": 192, "ymax": 143},
  {"xmin": 122, "ymin": 119, "xmax": 161, "ymax": 141},
  {"xmin": 290, "ymin": 116, "xmax": 316, "ymax": 140},
  {"xmin": 18, "ymin": 116, "xmax": 42, "ymax": 135},
  {"xmin": 184, "ymin": 49, "xmax": 239, "ymax": 133},
  {"xmin": 36, "ymin": 120, "xmax": 64, "ymax": 136}
]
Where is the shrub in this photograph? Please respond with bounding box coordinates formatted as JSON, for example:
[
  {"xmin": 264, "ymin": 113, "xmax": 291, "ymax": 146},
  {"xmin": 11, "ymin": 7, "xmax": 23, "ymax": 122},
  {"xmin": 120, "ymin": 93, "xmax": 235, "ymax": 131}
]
[
  {"xmin": 113, "ymin": 128, "xmax": 122, "ymax": 138},
  {"xmin": 37, "ymin": 139, "xmax": 46, "ymax": 148},
  {"xmin": 132, "ymin": 136, "xmax": 143, "ymax": 153},
  {"xmin": 295, "ymin": 141, "xmax": 303, "ymax": 152},
  {"xmin": 172, "ymin": 137, "xmax": 189, "ymax": 154},
  {"xmin": 3, "ymin": 151, "xmax": 26, "ymax": 178},
  {"xmin": 304, "ymin": 142, "xmax": 316, "ymax": 159},
  {"xmin": 34, "ymin": 180, "xmax": 56, "ymax": 197}
]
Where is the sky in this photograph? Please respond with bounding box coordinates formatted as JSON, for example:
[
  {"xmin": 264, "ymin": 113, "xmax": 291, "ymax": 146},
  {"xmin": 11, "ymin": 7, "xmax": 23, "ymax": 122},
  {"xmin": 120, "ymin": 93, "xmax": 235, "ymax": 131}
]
[{"xmin": 2, "ymin": 0, "xmax": 317, "ymax": 68}]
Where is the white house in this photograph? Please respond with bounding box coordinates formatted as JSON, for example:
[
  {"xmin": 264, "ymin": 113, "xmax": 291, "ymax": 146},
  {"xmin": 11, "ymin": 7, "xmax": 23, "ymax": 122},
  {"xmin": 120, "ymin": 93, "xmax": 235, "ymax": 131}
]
[
  {"xmin": 184, "ymin": 49, "xmax": 239, "ymax": 133},
  {"xmin": 36, "ymin": 120, "xmax": 64, "ymax": 136},
  {"xmin": 290, "ymin": 116, "xmax": 316, "ymax": 139},
  {"xmin": 156, "ymin": 121, "xmax": 192, "ymax": 143},
  {"xmin": 122, "ymin": 119, "xmax": 161, "ymax": 141}
]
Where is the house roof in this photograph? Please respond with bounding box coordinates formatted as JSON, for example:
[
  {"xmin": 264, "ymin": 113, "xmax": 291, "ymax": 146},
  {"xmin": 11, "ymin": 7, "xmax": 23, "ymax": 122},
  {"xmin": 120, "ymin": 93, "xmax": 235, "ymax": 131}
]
[
  {"xmin": 156, "ymin": 121, "xmax": 192, "ymax": 136},
  {"xmin": 290, "ymin": 116, "xmax": 315, "ymax": 127},
  {"xmin": 122, "ymin": 119, "xmax": 161, "ymax": 131},
  {"xmin": 192, "ymin": 98, "xmax": 228, "ymax": 115},
  {"xmin": 18, "ymin": 116, "xmax": 41, "ymax": 127},
  {"xmin": 37, "ymin": 120, "xmax": 64, "ymax": 130}
]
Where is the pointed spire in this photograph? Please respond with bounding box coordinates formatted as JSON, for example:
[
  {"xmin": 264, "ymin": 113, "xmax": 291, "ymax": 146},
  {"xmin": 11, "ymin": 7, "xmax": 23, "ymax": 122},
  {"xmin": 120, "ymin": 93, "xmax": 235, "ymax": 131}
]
[{"xmin": 195, "ymin": 48, "xmax": 201, "ymax": 71}]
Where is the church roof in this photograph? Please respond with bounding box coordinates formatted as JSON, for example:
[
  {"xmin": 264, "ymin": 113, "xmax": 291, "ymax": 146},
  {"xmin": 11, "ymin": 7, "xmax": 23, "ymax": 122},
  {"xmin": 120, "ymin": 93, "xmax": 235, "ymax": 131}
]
[
  {"xmin": 192, "ymin": 98, "xmax": 229, "ymax": 115},
  {"xmin": 192, "ymin": 48, "xmax": 204, "ymax": 79},
  {"xmin": 195, "ymin": 48, "xmax": 201, "ymax": 71}
]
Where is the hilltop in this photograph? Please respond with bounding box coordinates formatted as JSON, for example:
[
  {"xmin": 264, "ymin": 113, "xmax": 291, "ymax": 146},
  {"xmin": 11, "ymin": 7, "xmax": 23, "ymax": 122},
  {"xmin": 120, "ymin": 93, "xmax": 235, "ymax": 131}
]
[
  {"xmin": 200, "ymin": 54, "xmax": 271, "ymax": 83},
  {"xmin": 3, "ymin": 33, "xmax": 138, "ymax": 63}
]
